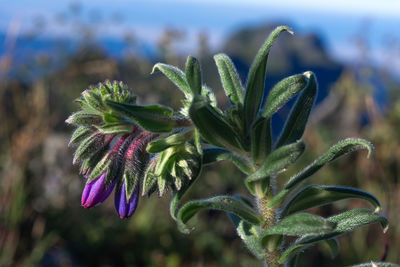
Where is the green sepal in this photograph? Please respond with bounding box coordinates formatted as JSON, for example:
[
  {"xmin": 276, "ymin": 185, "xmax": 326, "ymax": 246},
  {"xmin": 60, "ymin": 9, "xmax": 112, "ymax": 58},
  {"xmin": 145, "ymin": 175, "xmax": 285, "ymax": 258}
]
[
  {"xmin": 227, "ymin": 213, "xmax": 264, "ymax": 260},
  {"xmin": 261, "ymin": 213, "xmax": 336, "ymax": 247},
  {"xmin": 152, "ymin": 63, "xmax": 191, "ymax": 98},
  {"xmin": 65, "ymin": 111, "xmax": 102, "ymax": 126},
  {"xmin": 106, "ymin": 100, "xmax": 175, "ymax": 132},
  {"xmin": 250, "ymin": 116, "xmax": 271, "ymax": 165},
  {"xmin": 279, "ymin": 209, "xmax": 388, "ymax": 264},
  {"xmin": 142, "ymin": 158, "xmax": 158, "ymax": 196},
  {"xmin": 69, "ymin": 126, "xmax": 94, "ymax": 146},
  {"xmin": 124, "ymin": 153, "xmax": 148, "ymax": 200},
  {"xmin": 243, "ymin": 26, "xmax": 293, "ymax": 131},
  {"xmin": 96, "ymin": 123, "xmax": 134, "ymax": 134},
  {"xmin": 176, "ymin": 195, "xmax": 262, "ymax": 233},
  {"xmin": 88, "ymin": 152, "xmax": 113, "ymax": 182},
  {"xmin": 169, "ymin": 158, "xmax": 202, "ymax": 220},
  {"xmin": 214, "ymin": 53, "xmax": 244, "ymax": 105},
  {"xmin": 73, "ymin": 132, "xmax": 104, "ymax": 164},
  {"xmin": 284, "ymin": 138, "xmax": 374, "ymax": 190},
  {"xmin": 275, "ymin": 71, "xmax": 317, "ymax": 147},
  {"xmin": 202, "ymin": 147, "xmax": 254, "ymax": 175},
  {"xmin": 189, "ymin": 95, "xmax": 244, "ymax": 151},
  {"xmin": 246, "ymin": 141, "xmax": 305, "ymax": 193},
  {"xmin": 185, "ymin": 56, "xmax": 202, "ymax": 95},
  {"xmin": 282, "ymin": 184, "xmax": 381, "ymax": 217},
  {"xmin": 146, "ymin": 130, "xmax": 192, "ymax": 153},
  {"xmin": 261, "ymin": 73, "xmax": 307, "ymax": 118}
]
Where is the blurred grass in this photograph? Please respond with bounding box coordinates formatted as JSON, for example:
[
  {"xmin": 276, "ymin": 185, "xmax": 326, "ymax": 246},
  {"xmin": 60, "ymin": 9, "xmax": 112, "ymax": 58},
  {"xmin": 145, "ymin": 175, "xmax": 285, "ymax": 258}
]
[{"xmin": 0, "ymin": 11, "xmax": 400, "ymax": 267}]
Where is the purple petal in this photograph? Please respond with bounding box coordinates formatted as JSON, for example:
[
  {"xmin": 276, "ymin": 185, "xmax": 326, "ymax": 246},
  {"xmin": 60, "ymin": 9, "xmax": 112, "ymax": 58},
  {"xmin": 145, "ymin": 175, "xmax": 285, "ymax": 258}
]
[
  {"xmin": 115, "ymin": 182, "xmax": 139, "ymax": 219},
  {"xmin": 81, "ymin": 172, "xmax": 115, "ymax": 209}
]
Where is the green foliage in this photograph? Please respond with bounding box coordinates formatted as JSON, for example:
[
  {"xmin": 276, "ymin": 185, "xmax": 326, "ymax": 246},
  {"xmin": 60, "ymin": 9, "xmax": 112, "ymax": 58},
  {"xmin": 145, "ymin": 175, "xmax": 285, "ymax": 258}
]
[
  {"xmin": 243, "ymin": 26, "xmax": 293, "ymax": 131},
  {"xmin": 282, "ymin": 185, "xmax": 381, "ymax": 216},
  {"xmin": 63, "ymin": 25, "xmax": 395, "ymax": 267},
  {"xmin": 176, "ymin": 195, "xmax": 262, "ymax": 233},
  {"xmin": 214, "ymin": 53, "xmax": 244, "ymax": 106}
]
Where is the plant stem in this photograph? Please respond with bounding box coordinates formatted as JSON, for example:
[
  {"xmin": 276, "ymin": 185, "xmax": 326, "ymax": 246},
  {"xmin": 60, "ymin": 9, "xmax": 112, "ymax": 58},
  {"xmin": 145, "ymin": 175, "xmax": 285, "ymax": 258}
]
[{"xmin": 257, "ymin": 188, "xmax": 281, "ymax": 267}]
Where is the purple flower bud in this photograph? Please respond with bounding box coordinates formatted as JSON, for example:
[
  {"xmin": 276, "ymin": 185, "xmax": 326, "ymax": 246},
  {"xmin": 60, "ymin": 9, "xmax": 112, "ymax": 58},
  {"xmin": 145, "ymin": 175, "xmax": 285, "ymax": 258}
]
[
  {"xmin": 114, "ymin": 181, "xmax": 139, "ymax": 219},
  {"xmin": 81, "ymin": 172, "xmax": 116, "ymax": 209}
]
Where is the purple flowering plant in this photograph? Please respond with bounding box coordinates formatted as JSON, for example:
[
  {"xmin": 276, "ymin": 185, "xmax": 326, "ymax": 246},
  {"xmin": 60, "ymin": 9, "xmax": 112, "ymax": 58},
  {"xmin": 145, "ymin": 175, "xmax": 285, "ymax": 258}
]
[{"xmin": 66, "ymin": 26, "xmax": 397, "ymax": 266}]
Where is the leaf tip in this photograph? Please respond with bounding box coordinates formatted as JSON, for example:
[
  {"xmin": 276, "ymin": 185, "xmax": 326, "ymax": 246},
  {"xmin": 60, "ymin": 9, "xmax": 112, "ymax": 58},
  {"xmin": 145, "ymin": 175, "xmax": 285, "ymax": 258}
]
[
  {"xmin": 151, "ymin": 63, "xmax": 160, "ymax": 74},
  {"xmin": 383, "ymin": 225, "xmax": 389, "ymax": 234}
]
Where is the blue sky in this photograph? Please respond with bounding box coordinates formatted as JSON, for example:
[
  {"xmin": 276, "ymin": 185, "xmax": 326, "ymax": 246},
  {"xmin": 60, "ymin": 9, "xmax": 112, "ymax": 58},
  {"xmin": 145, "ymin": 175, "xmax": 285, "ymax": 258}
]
[{"xmin": 1, "ymin": 0, "xmax": 400, "ymax": 74}]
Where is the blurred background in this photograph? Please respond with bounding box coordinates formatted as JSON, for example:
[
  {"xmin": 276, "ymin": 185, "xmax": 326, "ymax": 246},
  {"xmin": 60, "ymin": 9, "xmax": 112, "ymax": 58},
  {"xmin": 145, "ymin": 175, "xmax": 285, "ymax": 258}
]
[{"xmin": 1, "ymin": 0, "xmax": 399, "ymax": 266}]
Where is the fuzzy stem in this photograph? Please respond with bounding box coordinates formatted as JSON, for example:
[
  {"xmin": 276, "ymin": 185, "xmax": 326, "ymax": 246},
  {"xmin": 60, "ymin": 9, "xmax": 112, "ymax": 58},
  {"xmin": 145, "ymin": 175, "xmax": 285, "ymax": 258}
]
[{"xmin": 256, "ymin": 182, "xmax": 281, "ymax": 267}]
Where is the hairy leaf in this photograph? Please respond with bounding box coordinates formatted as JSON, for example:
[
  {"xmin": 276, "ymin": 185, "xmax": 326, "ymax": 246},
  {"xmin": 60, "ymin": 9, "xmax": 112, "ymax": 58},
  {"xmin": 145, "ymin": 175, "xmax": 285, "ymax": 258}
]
[
  {"xmin": 214, "ymin": 53, "xmax": 244, "ymax": 105},
  {"xmin": 176, "ymin": 196, "xmax": 262, "ymax": 233},
  {"xmin": 282, "ymin": 185, "xmax": 381, "ymax": 216},
  {"xmin": 275, "ymin": 71, "xmax": 317, "ymax": 147},
  {"xmin": 246, "ymin": 141, "xmax": 305, "ymax": 188},
  {"xmin": 250, "ymin": 116, "xmax": 272, "ymax": 164},
  {"xmin": 279, "ymin": 209, "xmax": 388, "ymax": 264},
  {"xmin": 185, "ymin": 56, "xmax": 202, "ymax": 95},
  {"xmin": 106, "ymin": 100, "xmax": 174, "ymax": 132},
  {"xmin": 65, "ymin": 111, "xmax": 102, "ymax": 126},
  {"xmin": 202, "ymin": 147, "xmax": 254, "ymax": 175},
  {"xmin": 285, "ymin": 138, "xmax": 374, "ymax": 190},
  {"xmin": 261, "ymin": 73, "xmax": 307, "ymax": 118},
  {"xmin": 189, "ymin": 95, "xmax": 244, "ymax": 151},
  {"xmin": 243, "ymin": 26, "xmax": 293, "ymax": 131},
  {"xmin": 261, "ymin": 213, "xmax": 336, "ymax": 247},
  {"xmin": 228, "ymin": 213, "xmax": 264, "ymax": 260},
  {"xmin": 152, "ymin": 63, "xmax": 191, "ymax": 97}
]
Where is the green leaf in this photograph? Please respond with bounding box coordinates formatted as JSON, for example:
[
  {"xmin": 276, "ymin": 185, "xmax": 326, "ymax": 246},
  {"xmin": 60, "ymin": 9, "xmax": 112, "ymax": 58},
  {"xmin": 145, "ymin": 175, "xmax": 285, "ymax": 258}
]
[
  {"xmin": 69, "ymin": 126, "xmax": 94, "ymax": 146},
  {"xmin": 279, "ymin": 209, "xmax": 388, "ymax": 264},
  {"xmin": 261, "ymin": 213, "xmax": 336, "ymax": 247},
  {"xmin": 227, "ymin": 213, "xmax": 264, "ymax": 260},
  {"xmin": 282, "ymin": 185, "xmax": 381, "ymax": 217},
  {"xmin": 96, "ymin": 123, "xmax": 134, "ymax": 134},
  {"xmin": 65, "ymin": 111, "xmax": 102, "ymax": 126},
  {"xmin": 142, "ymin": 158, "xmax": 158, "ymax": 196},
  {"xmin": 202, "ymin": 147, "xmax": 254, "ymax": 175},
  {"xmin": 250, "ymin": 116, "xmax": 271, "ymax": 165},
  {"xmin": 214, "ymin": 53, "xmax": 244, "ymax": 105},
  {"xmin": 176, "ymin": 195, "xmax": 262, "ymax": 233},
  {"xmin": 275, "ymin": 71, "xmax": 317, "ymax": 147},
  {"xmin": 348, "ymin": 262, "xmax": 400, "ymax": 267},
  {"xmin": 106, "ymin": 100, "xmax": 175, "ymax": 132},
  {"xmin": 152, "ymin": 63, "xmax": 191, "ymax": 97},
  {"xmin": 243, "ymin": 26, "xmax": 293, "ymax": 130},
  {"xmin": 285, "ymin": 138, "xmax": 374, "ymax": 190},
  {"xmin": 261, "ymin": 73, "xmax": 307, "ymax": 118},
  {"xmin": 146, "ymin": 130, "xmax": 192, "ymax": 153},
  {"xmin": 246, "ymin": 141, "xmax": 305, "ymax": 189},
  {"xmin": 185, "ymin": 56, "xmax": 202, "ymax": 95},
  {"xmin": 189, "ymin": 95, "xmax": 244, "ymax": 151}
]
